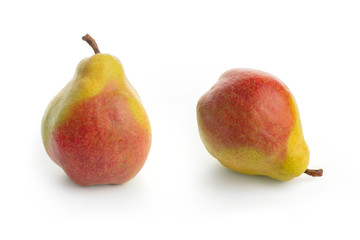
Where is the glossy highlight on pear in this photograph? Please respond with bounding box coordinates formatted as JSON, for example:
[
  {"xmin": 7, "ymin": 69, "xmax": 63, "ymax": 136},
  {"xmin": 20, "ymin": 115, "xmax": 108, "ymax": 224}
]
[
  {"xmin": 41, "ymin": 34, "xmax": 151, "ymax": 186},
  {"xmin": 196, "ymin": 68, "xmax": 322, "ymax": 181}
]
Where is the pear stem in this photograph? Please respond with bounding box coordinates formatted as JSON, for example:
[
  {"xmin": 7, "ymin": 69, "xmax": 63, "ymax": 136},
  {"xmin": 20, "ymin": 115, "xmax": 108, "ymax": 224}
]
[
  {"xmin": 304, "ymin": 169, "xmax": 323, "ymax": 177},
  {"xmin": 82, "ymin": 34, "xmax": 100, "ymax": 54}
]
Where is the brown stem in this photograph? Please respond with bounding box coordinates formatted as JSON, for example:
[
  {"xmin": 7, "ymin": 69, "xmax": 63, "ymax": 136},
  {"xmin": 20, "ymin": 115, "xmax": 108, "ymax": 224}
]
[
  {"xmin": 304, "ymin": 169, "xmax": 323, "ymax": 177},
  {"xmin": 82, "ymin": 34, "xmax": 100, "ymax": 54}
]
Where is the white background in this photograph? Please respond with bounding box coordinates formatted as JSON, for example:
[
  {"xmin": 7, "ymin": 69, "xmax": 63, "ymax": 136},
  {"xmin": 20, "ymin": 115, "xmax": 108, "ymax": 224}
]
[{"xmin": 1, "ymin": 0, "xmax": 359, "ymax": 239}]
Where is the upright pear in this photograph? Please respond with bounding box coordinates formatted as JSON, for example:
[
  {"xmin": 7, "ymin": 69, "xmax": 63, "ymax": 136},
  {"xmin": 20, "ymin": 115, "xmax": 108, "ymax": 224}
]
[
  {"xmin": 197, "ymin": 68, "xmax": 322, "ymax": 181},
  {"xmin": 41, "ymin": 34, "xmax": 151, "ymax": 186}
]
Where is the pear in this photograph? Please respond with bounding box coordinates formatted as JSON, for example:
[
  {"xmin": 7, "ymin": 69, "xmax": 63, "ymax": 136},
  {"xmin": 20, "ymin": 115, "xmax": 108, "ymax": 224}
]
[
  {"xmin": 196, "ymin": 68, "xmax": 322, "ymax": 181},
  {"xmin": 41, "ymin": 34, "xmax": 151, "ymax": 186}
]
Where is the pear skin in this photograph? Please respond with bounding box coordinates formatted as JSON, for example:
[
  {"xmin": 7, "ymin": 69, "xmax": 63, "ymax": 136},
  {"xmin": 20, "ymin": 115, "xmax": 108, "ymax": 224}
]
[
  {"xmin": 197, "ymin": 68, "xmax": 322, "ymax": 181},
  {"xmin": 41, "ymin": 34, "xmax": 151, "ymax": 186}
]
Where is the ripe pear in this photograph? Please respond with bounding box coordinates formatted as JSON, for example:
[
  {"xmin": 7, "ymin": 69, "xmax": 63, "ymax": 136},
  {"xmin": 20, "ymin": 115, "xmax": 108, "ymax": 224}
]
[
  {"xmin": 41, "ymin": 34, "xmax": 151, "ymax": 186},
  {"xmin": 196, "ymin": 68, "xmax": 322, "ymax": 181}
]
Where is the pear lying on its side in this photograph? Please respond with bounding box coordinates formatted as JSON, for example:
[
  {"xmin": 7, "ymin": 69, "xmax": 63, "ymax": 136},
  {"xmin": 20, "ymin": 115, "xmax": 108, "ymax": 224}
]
[
  {"xmin": 41, "ymin": 34, "xmax": 151, "ymax": 186},
  {"xmin": 197, "ymin": 68, "xmax": 322, "ymax": 181}
]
